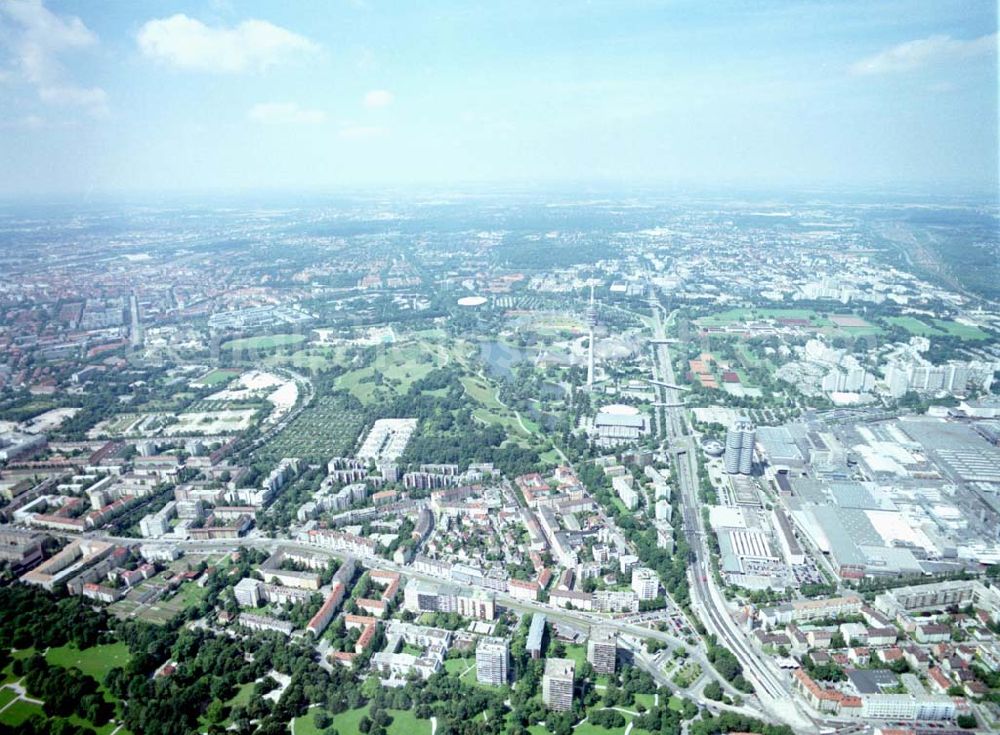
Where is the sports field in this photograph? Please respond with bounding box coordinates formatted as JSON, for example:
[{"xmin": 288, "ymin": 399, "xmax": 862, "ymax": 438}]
[{"xmin": 193, "ymin": 368, "xmax": 241, "ymax": 386}]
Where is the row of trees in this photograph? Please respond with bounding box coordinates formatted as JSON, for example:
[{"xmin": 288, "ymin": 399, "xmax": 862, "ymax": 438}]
[
  {"xmin": 21, "ymin": 655, "xmax": 113, "ymax": 724},
  {"xmin": 705, "ymin": 637, "xmax": 754, "ymax": 693},
  {"xmin": 0, "ymin": 586, "xmax": 112, "ymax": 652}
]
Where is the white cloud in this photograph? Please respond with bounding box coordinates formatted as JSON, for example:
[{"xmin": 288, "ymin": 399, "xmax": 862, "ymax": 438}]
[
  {"xmin": 0, "ymin": 113, "xmax": 76, "ymax": 130},
  {"xmin": 363, "ymin": 89, "xmax": 393, "ymax": 108},
  {"xmin": 137, "ymin": 14, "xmax": 318, "ymax": 73},
  {"xmin": 0, "ymin": 0, "xmax": 107, "ymax": 115},
  {"xmin": 0, "ymin": 0, "xmax": 97, "ymax": 83},
  {"xmin": 338, "ymin": 124, "xmax": 386, "ymax": 140},
  {"xmin": 851, "ymin": 33, "xmax": 997, "ymax": 75},
  {"xmin": 39, "ymin": 85, "xmax": 106, "ymax": 106},
  {"xmin": 248, "ymin": 102, "xmax": 326, "ymax": 125},
  {"xmin": 0, "ymin": 114, "xmax": 46, "ymax": 129}
]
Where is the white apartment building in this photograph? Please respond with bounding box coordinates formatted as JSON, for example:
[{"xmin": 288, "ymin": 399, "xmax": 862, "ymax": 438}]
[
  {"xmin": 476, "ymin": 636, "xmax": 509, "ymax": 686},
  {"xmin": 587, "ymin": 628, "xmax": 617, "ymax": 674},
  {"xmin": 631, "ymin": 567, "xmax": 659, "ymax": 601},
  {"xmin": 542, "ymin": 658, "xmax": 575, "ymax": 711}
]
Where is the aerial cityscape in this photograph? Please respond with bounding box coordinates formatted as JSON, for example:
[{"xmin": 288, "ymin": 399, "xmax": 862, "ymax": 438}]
[{"xmin": 0, "ymin": 2, "xmax": 997, "ymax": 735}]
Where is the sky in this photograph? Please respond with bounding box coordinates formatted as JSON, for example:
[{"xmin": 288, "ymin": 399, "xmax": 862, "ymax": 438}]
[{"xmin": 0, "ymin": 0, "xmax": 996, "ymax": 197}]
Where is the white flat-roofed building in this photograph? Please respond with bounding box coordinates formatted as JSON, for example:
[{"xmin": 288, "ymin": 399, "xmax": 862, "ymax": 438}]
[
  {"xmin": 304, "ymin": 528, "xmax": 379, "ymax": 557},
  {"xmin": 139, "ymin": 544, "xmax": 181, "ymax": 563},
  {"xmin": 527, "ymin": 614, "xmax": 546, "ymax": 659},
  {"xmin": 264, "ymin": 584, "xmax": 314, "ymax": 607},
  {"xmin": 543, "ymin": 657, "xmax": 575, "ymax": 711},
  {"xmin": 587, "ymin": 628, "xmax": 617, "ymax": 674},
  {"xmin": 655, "ymin": 499, "xmax": 670, "ymax": 521},
  {"xmin": 729, "ymin": 529, "xmax": 778, "ymax": 561},
  {"xmin": 550, "ymin": 589, "xmax": 593, "ymax": 611},
  {"xmin": 139, "ymin": 501, "xmax": 177, "ymax": 538},
  {"xmin": 357, "ymin": 419, "xmax": 418, "ymax": 462},
  {"xmin": 874, "ymin": 580, "xmax": 998, "ymax": 618},
  {"xmin": 372, "ymin": 621, "xmax": 451, "ymax": 684},
  {"xmin": 403, "ymin": 579, "xmax": 496, "ymax": 620},
  {"xmin": 759, "ymin": 594, "xmax": 864, "ymax": 628},
  {"xmin": 234, "ymin": 577, "xmax": 263, "ymax": 607},
  {"xmin": 20, "ymin": 539, "xmax": 114, "ymax": 591},
  {"xmin": 612, "ymin": 475, "xmax": 639, "ymax": 510},
  {"xmin": 593, "ymin": 412, "xmax": 648, "ymax": 446},
  {"xmin": 772, "ymin": 509, "xmax": 805, "ymax": 565},
  {"xmin": 505, "ymin": 578, "xmax": 539, "ymax": 600},
  {"xmin": 631, "ymin": 567, "xmax": 659, "ymax": 601},
  {"xmin": 476, "ymin": 636, "xmax": 509, "ymax": 685},
  {"xmin": 371, "ymin": 649, "xmax": 444, "ymax": 683},
  {"xmin": 619, "ymin": 554, "xmax": 639, "ymax": 574},
  {"xmin": 860, "ymin": 693, "xmax": 956, "ymax": 721},
  {"xmin": 594, "ymin": 590, "xmax": 639, "ymax": 613},
  {"xmin": 237, "ymin": 613, "xmax": 293, "ymax": 637}
]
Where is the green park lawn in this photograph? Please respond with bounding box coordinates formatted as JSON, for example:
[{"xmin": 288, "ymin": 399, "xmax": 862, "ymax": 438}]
[
  {"xmin": 462, "ymin": 375, "xmax": 504, "ymax": 409},
  {"xmin": 561, "ymin": 644, "xmax": 588, "ymax": 671},
  {"xmin": 44, "ymin": 642, "xmax": 128, "ymax": 731},
  {"xmin": 196, "ymin": 368, "xmax": 241, "ymax": 386},
  {"xmin": 267, "ymin": 347, "xmax": 342, "ymax": 372},
  {"xmin": 0, "ymin": 699, "xmax": 44, "ymax": 727},
  {"xmin": 338, "ymin": 343, "xmax": 442, "ymax": 403},
  {"xmin": 697, "ymin": 307, "xmax": 826, "ymax": 326},
  {"xmin": 199, "ymin": 681, "xmax": 258, "ymax": 730},
  {"xmin": 222, "ymin": 333, "xmax": 307, "ymax": 351},
  {"xmin": 443, "ymin": 657, "xmax": 475, "ymax": 676},
  {"xmin": 574, "ymin": 716, "xmax": 635, "ymax": 735},
  {"xmin": 887, "ymin": 316, "xmax": 944, "ymax": 336},
  {"xmin": 539, "ymin": 447, "xmax": 564, "ymax": 466},
  {"xmin": 1, "ymin": 648, "xmax": 36, "ymax": 684},
  {"xmin": 933, "ymin": 319, "xmax": 990, "ymax": 340},
  {"xmin": 633, "ymin": 692, "xmax": 656, "ymax": 711},
  {"xmin": 888, "ymin": 316, "xmax": 990, "ymax": 341},
  {"xmin": 529, "ymin": 707, "xmax": 653, "ymax": 735},
  {"xmin": 0, "ymin": 686, "xmax": 19, "ymax": 709},
  {"xmin": 292, "ymin": 704, "xmax": 431, "ymax": 735},
  {"xmin": 45, "ymin": 641, "xmax": 131, "ymax": 684},
  {"xmin": 462, "ymin": 372, "xmax": 542, "ymax": 442},
  {"xmin": 472, "ymin": 407, "xmax": 529, "ymax": 438},
  {"xmin": 69, "ymin": 715, "xmax": 119, "ymax": 735},
  {"xmin": 228, "ymin": 681, "xmax": 256, "ymax": 708}
]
